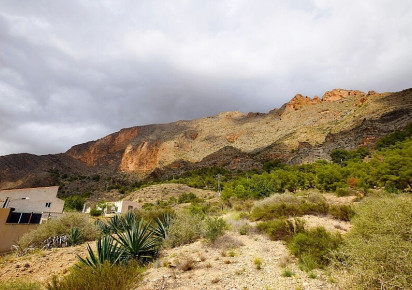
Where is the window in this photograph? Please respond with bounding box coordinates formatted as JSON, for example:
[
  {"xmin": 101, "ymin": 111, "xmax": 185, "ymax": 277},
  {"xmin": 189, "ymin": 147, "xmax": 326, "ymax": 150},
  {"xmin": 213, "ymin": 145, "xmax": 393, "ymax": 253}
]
[
  {"xmin": 45, "ymin": 202, "xmax": 51, "ymax": 208},
  {"xmin": 128, "ymin": 206, "xmax": 133, "ymax": 211}
]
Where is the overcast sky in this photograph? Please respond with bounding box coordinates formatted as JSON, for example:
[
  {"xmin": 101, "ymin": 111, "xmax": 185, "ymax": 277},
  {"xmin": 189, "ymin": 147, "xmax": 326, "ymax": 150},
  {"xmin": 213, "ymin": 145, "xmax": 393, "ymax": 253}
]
[{"xmin": 1, "ymin": 0, "xmax": 412, "ymax": 156}]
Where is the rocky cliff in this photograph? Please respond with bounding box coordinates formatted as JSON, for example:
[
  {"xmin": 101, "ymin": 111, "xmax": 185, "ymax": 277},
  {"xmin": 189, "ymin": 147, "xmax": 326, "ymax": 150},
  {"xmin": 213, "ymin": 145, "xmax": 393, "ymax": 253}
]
[{"xmin": 1, "ymin": 88, "xmax": 412, "ymax": 190}]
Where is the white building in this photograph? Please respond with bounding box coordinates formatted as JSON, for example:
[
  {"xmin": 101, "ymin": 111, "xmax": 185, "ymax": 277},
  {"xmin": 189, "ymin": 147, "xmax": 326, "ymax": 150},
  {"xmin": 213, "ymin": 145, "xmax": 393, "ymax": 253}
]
[
  {"xmin": 0, "ymin": 186, "xmax": 65, "ymax": 223},
  {"xmin": 84, "ymin": 200, "xmax": 138, "ymax": 217},
  {"xmin": 0, "ymin": 186, "xmax": 65, "ymax": 252}
]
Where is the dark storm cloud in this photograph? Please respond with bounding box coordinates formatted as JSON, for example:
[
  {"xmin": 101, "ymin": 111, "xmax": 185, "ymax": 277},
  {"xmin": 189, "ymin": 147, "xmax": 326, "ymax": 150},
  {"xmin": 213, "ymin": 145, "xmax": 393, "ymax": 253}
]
[{"xmin": 0, "ymin": 0, "xmax": 412, "ymax": 155}]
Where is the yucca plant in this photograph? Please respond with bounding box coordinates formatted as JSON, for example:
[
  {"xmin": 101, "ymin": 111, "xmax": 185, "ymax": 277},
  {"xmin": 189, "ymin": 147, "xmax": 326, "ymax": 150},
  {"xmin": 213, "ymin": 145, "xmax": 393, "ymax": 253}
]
[
  {"xmin": 153, "ymin": 212, "xmax": 172, "ymax": 240},
  {"xmin": 77, "ymin": 235, "xmax": 124, "ymax": 269},
  {"xmin": 113, "ymin": 218, "xmax": 159, "ymax": 264}
]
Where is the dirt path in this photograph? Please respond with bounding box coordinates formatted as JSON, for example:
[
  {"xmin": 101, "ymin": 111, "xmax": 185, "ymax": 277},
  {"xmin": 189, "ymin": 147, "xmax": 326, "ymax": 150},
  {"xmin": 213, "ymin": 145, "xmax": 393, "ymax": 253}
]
[{"xmin": 139, "ymin": 232, "xmax": 337, "ymax": 290}]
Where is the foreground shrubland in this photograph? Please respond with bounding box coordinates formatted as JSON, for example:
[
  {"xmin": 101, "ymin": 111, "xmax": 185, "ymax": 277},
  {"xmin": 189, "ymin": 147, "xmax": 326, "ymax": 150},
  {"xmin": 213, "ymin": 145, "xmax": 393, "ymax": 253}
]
[
  {"xmin": 332, "ymin": 194, "xmax": 412, "ymax": 289},
  {"xmin": 15, "ymin": 212, "xmax": 98, "ymax": 252},
  {"xmin": 46, "ymin": 261, "xmax": 143, "ymax": 290}
]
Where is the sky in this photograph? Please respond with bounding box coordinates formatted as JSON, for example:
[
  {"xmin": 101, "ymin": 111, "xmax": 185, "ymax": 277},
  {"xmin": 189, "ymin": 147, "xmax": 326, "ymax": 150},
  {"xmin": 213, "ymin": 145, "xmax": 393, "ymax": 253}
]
[{"xmin": 1, "ymin": 0, "xmax": 412, "ymax": 156}]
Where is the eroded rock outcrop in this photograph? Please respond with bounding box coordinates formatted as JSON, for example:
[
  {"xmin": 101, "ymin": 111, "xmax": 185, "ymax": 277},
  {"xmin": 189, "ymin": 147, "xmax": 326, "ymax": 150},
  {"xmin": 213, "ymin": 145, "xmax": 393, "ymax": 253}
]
[
  {"xmin": 286, "ymin": 94, "xmax": 322, "ymax": 111},
  {"xmin": 120, "ymin": 141, "xmax": 160, "ymax": 173},
  {"xmin": 322, "ymin": 89, "xmax": 365, "ymax": 102}
]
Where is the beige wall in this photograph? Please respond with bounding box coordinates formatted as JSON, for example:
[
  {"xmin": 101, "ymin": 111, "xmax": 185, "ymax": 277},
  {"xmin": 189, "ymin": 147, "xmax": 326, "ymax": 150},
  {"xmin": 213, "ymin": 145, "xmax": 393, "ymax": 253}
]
[
  {"xmin": 119, "ymin": 200, "xmax": 138, "ymax": 213},
  {"xmin": 0, "ymin": 208, "xmax": 38, "ymax": 253},
  {"xmin": 0, "ymin": 186, "xmax": 64, "ymax": 214}
]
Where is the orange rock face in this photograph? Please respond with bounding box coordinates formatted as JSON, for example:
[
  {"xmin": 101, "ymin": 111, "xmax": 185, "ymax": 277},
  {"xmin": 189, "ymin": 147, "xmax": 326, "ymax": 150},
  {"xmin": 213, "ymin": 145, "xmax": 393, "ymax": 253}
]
[
  {"xmin": 322, "ymin": 89, "xmax": 365, "ymax": 102},
  {"xmin": 119, "ymin": 141, "xmax": 160, "ymax": 173},
  {"xmin": 286, "ymin": 94, "xmax": 322, "ymax": 110},
  {"xmin": 66, "ymin": 127, "xmax": 139, "ymax": 167},
  {"xmin": 226, "ymin": 133, "xmax": 242, "ymax": 143}
]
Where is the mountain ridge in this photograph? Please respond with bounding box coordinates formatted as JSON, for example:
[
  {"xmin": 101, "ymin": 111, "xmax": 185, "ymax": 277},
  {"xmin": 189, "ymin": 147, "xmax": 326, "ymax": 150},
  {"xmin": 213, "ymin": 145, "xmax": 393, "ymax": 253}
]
[{"xmin": 1, "ymin": 88, "xmax": 411, "ymax": 191}]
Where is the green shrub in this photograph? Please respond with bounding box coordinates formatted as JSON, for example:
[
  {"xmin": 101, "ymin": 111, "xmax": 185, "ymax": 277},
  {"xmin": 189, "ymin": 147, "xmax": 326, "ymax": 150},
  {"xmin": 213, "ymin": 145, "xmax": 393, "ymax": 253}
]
[
  {"xmin": 204, "ymin": 217, "xmax": 227, "ymax": 242},
  {"xmin": 238, "ymin": 223, "xmax": 251, "ymax": 235},
  {"xmin": 164, "ymin": 212, "xmax": 204, "ymax": 248},
  {"xmin": 0, "ymin": 280, "xmax": 42, "ymax": 290},
  {"xmin": 46, "ymin": 261, "xmax": 142, "ymax": 290},
  {"xmin": 263, "ymin": 159, "xmax": 286, "ymax": 172},
  {"xmin": 188, "ymin": 203, "xmax": 206, "ymax": 216},
  {"xmin": 288, "ymin": 227, "xmax": 342, "ymax": 271},
  {"xmin": 178, "ymin": 192, "xmax": 202, "ymax": 204},
  {"xmin": 335, "ymin": 187, "xmax": 349, "ymax": 197},
  {"xmin": 64, "ymin": 196, "xmax": 86, "ymax": 211},
  {"xmin": 308, "ymin": 272, "xmax": 317, "ymax": 279},
  {"xmin": 333, "ymin": 195, "xmax": 412, "ymax": 289},
  {"xmin": 257, "ymin": 218, "xmax": 305, "ymax": 241},
  {"xmin": 17, "ymin": 213, "xmax": 97, "ymax": 250},
  {"xmin": 329, "ymin": 205, "xmax": 355, "ymax": 221},
  {"xmin": 89, "ymin": 207, "xmax": 103, "ymax": 217},
  {"xmin": 250, "ymin": 194, "xmax": 328, "ymax": 221},
  {"xmin": 282, "ymin": 269, "xmax": 294, "ymax": 277}
]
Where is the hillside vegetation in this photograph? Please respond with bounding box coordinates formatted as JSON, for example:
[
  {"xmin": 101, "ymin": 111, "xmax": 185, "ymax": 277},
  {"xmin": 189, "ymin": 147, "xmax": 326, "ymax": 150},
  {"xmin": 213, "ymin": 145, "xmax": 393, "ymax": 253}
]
[
  {"xmin": 1, "ymin": 127, "xmax": 411, "ymax": 289},
  {"xmin": 221, "ymin": 125, "xmax": 412, "ymax": 197}
]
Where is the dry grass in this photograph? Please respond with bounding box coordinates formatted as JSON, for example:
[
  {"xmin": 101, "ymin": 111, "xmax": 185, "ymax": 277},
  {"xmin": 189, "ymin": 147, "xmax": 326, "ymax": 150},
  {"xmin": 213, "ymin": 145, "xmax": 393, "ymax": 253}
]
[
  {"xmin": 254, "ymin": 257, "xmax": 262, "ymax": 270},
  {"xmin": 45, "ymin": 261, "xmax": 142, "ymax": 290},
  {"xmin": 16, "ymin": 213, "xmax": 97, "ymax": 250},
  {"xmin": 179, "ymin": 258, "xmax": 195, "ymax": 271},
  {"xmin": 278, "ymin": 255, "xmax": 291, "ymax": 268},
  {"xmin": 210, "ymin": 234, "xmax": 244, "ymax": 249},
  {"xmin": 198, "ymin": 253, "xmax": 206, "ymax": 262}
]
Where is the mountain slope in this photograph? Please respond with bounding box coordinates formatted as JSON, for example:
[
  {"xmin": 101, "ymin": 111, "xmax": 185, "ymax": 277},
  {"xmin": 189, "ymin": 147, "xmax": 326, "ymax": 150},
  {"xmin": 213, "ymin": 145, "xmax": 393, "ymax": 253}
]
[{"xmin": 1, "ymin": 88, "xmax": 411, "ymax": 190}]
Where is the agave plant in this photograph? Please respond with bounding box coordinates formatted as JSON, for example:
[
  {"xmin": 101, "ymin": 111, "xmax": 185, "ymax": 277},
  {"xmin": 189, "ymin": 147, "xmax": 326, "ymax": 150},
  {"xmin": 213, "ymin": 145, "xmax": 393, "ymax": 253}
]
[
  {"xmin": 77, "ymin": 235, "xmax": 124, "ymax": 269},
  {"xmin": 153, "ymin": 212, "xmax": 172, "ymax": 240},
  {"xmin": 108, "ymin": 215, "xmax": 124, "ymax": 232},
  {"xmin": 113, "ymin": 218, "xmax": 159, "ymax": 264},
  {"xmin": 123, "ymin": 211, "xmax": 137, "ymax": 228},
  {"xmin": 67, "ymin": 227, "xmax": 81, "ymax": 246},
  {"xmin": 95, "ymin": 220, "xmax": 112, "ymax": 235}
]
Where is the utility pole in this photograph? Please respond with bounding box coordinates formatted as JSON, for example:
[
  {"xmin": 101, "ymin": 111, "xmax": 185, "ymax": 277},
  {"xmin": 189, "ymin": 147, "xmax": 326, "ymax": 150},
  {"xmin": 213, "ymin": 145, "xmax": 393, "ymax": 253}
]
[{"xmin": 216, "ymin": 174, "xmax": 222, "ymax": 197}]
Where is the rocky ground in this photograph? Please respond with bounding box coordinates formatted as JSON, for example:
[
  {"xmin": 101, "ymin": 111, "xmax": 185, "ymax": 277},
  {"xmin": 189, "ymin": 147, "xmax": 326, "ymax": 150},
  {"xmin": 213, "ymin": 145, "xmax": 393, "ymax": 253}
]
[
  {"xmin": 0, "ymin": 190, "xmax": 354, "ymax": 289},
  {"xmin": 0, "ymin": 214, "xmax": 348, "ymax": 289},
  {"xmin": 0, "ymin": 243, "xmax": 96, "ymax": 284},
  {"xmin": 139, "ymin": 223, "xmax": 345, "ymax": 290}
]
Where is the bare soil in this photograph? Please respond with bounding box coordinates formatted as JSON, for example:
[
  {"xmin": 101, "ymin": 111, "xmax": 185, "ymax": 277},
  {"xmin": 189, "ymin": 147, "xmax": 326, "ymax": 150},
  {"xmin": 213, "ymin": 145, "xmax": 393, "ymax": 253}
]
[
  {"xmin": 139, "ymin": 232, "xmax": 337, "ymax": 290},
  {"xmin": 0, "ymin": 243, "xmax": 95, "ymax": 284}
]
